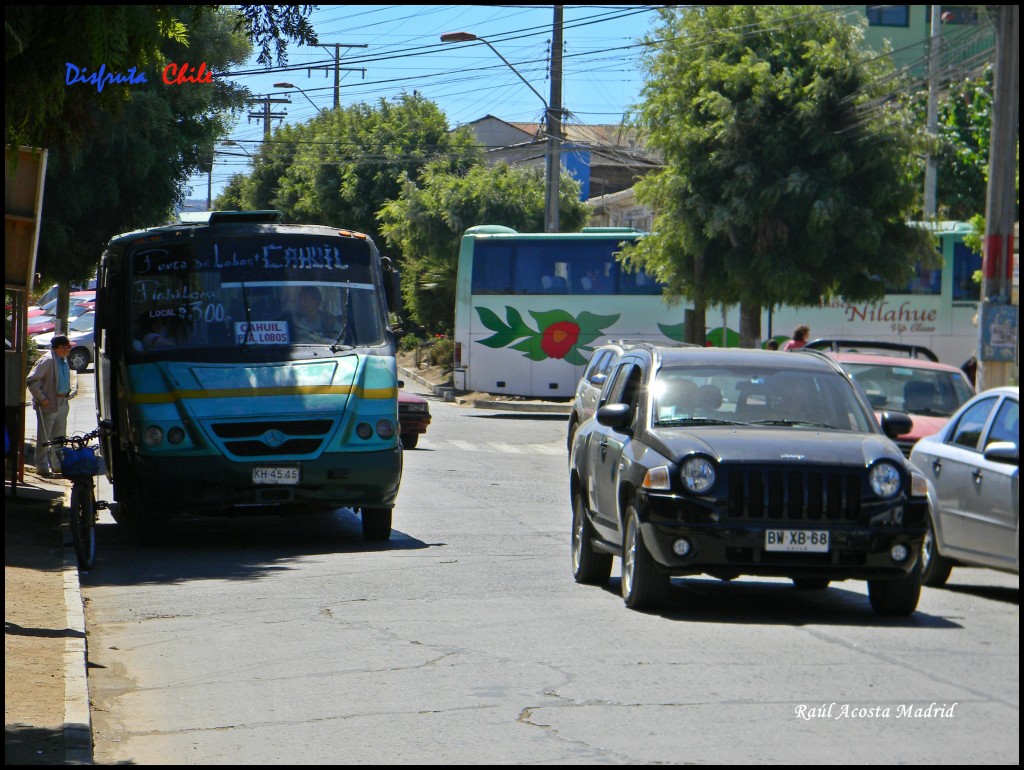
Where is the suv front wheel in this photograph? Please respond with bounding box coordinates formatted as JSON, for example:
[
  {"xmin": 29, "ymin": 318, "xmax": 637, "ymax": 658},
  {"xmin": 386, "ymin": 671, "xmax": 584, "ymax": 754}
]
[
  {"xmin": 621, "ymin": 504, "xmax": 669, "ymax": 610},
  {"xmin": 867, "ymin": 559, "xmax": 922, "ymax": 616}
]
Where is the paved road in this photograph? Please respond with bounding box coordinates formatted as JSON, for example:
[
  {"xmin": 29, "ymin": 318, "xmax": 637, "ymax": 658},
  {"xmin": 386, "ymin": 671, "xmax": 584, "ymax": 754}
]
[{"xmin": 73, "ymin": 375, "xmax": 1019, "ymax": 764}]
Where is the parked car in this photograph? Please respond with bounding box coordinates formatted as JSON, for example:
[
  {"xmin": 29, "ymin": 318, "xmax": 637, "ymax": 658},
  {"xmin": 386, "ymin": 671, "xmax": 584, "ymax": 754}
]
[
  {"xmin": 30, "ymin": 294, "xmax": 95, "ymax": 320},
  {"xmin": 30, "ymin": 280, "xmax": 97, "ymax": 311},
  {"xmin": 569, "ymin": 344, "xmax": 929, "ymax": 615},
  {"xmin": 34, "ymin": 310, "xmax": 95, "ymax": 372},
  {"xmin": 910, "ymin": 386, "xmax": 1019, "ymax": 587},
  {"xmin": 27, "ymin": 315, "xmax": 56, "ymax": 337},
  {"xmin": 567, "ymin": 342, "xmax": 632, "ymax": 451},
  {"xmin": 807, "ymin": 340, "xmax": 975, "ymax": 456},
  {"xmin": 398, "ymin": 387, "xmax": 431, "ymax": 449}
]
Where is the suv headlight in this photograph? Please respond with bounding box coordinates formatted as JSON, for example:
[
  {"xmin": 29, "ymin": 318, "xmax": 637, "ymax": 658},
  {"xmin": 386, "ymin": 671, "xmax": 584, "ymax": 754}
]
[
  {"xmin": 869, "ymin": 461, "xmax": 901, "ymax": 498},
  {"xmin": 680, "ymin": 456, "xmax": 716, "ymax": 494}
]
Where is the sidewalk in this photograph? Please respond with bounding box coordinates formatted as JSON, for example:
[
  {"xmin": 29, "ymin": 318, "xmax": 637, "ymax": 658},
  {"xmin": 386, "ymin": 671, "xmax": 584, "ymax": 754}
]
[{"xmin": 4, "ymin": 465, "xmax": 91, "ymax": 765}]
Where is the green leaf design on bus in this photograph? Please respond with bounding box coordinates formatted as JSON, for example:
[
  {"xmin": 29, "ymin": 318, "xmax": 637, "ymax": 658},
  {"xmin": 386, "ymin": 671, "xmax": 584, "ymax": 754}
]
[
  {"xmin": 475, "ymin": 305, "xmax": 619, "ymax": 365},
  {"xmin": 658, "ymin": 321, "xmax": 686, "ymax": 342}
]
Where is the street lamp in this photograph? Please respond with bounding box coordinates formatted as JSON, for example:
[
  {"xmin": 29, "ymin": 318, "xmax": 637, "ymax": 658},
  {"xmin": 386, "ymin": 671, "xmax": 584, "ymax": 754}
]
[
  {"xmin": 218, "ymin": 139, "xmax": 252, "ymax": 158},
  {"xmin": 441, "ymin": 30, "xmax": 561, "ymax": 232},
  {"xmin": 274, "ymin": 82, "xmax": 327, "ymax": 116}
]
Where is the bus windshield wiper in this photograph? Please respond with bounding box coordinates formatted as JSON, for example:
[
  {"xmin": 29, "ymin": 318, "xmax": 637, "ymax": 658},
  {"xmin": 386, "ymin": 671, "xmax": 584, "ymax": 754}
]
[
  {"xmin": 240, "ymin": 282, "xmax": 252, "ymax": 349},
  {"xmin": 330, "ymin": 285, "xmax": 355, "ymax": 354}
]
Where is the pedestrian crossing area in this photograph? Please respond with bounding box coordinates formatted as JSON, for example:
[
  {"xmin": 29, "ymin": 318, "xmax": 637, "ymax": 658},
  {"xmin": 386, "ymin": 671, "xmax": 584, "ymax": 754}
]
[{"xmin": 418, "ymin": 439, "xmax": 564, "ymax": 455}]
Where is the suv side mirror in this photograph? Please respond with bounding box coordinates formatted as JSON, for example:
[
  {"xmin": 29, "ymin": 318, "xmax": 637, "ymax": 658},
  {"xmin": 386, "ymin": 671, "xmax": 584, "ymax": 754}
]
[
  {"xmin": 879, "ymin": 410, "xmax": 913, "ymax": 439},
  {"xmin": 596, "ymin": 403, "xmax": 632, "ymax": 431}
]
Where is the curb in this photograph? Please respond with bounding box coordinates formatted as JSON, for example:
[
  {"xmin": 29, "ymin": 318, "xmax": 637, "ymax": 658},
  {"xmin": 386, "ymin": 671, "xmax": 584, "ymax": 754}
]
[
  {"xmin": 57, "ymin": 477, "xmax": 93, "ymax": 765},
  {"xmin": 397, "ymin": 365, "xmax": 571, "ymax": 414}
]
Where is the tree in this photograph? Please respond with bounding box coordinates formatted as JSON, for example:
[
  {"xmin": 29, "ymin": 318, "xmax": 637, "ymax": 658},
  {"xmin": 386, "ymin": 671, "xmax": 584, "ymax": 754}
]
[
  {"xmin": 5, "ymin": 5, "xmax": 316, "ymax": 150},
  {"xmin": 225, "ymin": 92, "xmax": 483, "ymax": 249},
  {"xmin": 623, "ymin": 6, "xmax": 936, "ymax": 347},
  {"xmin": 34, "ymin": 7, "xmax": 252, "ymax": 286},
  {"xmin": 378, "ymin": 161, "xmax": 590, "ymax": 334}
]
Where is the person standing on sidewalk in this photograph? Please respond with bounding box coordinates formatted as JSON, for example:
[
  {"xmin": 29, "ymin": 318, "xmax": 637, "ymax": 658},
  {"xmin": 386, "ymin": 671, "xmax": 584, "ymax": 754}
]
[{"xmin": 26, "ymin": 335, "xmax": 77, "ymax": 477}]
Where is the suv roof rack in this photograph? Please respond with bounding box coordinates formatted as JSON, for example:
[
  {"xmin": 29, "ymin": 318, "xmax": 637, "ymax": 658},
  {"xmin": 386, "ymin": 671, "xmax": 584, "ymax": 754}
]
[
  {"xmin": 804, "ymin": 339, "xmax": 939, "ymax": 362},
  {"xmin": 608, "ymin": 339, "xmax": 702, "ymax": 348}
]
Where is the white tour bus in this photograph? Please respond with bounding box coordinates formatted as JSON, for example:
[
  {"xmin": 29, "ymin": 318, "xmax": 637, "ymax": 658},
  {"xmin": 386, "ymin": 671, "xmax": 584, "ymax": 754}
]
[{"xmin": 452, "ymin": 222, "xmax": 985, "ymax": 398}]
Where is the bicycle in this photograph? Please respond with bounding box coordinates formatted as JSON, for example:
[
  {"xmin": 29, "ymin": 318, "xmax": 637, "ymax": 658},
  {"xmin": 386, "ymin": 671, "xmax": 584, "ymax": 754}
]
[{"xmin": 44, "ymin": 425, "xmax": 111, "ymax": 570}]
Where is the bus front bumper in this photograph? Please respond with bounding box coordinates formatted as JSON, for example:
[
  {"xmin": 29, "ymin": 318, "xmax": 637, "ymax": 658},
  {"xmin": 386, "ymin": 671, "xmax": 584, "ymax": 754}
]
[{"xmin": 128, "ymin": 446, "xmax": 403, "ymax": 515}]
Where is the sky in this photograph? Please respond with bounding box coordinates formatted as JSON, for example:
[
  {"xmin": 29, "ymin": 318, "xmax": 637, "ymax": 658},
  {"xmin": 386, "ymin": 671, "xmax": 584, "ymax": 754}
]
[{"xmin": 186, "ymin": 4, "xmax": 665, "ymax": 202}]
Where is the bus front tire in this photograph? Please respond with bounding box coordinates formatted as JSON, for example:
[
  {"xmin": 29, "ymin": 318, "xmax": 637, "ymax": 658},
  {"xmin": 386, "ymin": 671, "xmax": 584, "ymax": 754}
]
[{"xmin": 361, "ymin": 507, "xmax": 392, "ymax": 541}]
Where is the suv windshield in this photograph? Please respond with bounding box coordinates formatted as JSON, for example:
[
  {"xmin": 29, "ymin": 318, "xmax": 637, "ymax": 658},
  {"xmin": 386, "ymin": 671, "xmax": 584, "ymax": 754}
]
[{"xmin": 652, "ymin": 363, "xmax": 875, "ymax": 432}]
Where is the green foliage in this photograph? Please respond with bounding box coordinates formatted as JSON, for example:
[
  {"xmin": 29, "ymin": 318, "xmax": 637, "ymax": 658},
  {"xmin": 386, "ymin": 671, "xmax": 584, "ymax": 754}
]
[
  {"xmin": 378, "ymin": 161, "xmax": 589, "ymax": 334},
  {"xmin": 234, "ymin": 4, "xmax": 317, "ymax": 66},
  {"xmin": 226, "ymin": 93, "xmax": 481, "ymax": 247},
  {"xmin": 4, "ymin": 5, "xmax": 315, "ymax": 150},
  {"xmin": 34, "ymin": 8, "xmax": 252, "ymax": 286},
  {"xmin": 623, "ymin": 5, "xmax": 936, "ymax": 342},
  {"xmin": 425, "ymin": 335, "xmax": 454, "ymax": 368},
  {"xmin": 907, "ymin": 66, "xmax": 1003, "ymax": 221},
  {"xmin": 5, "ymin": 5, "xmax": 187, "ymax": 149}
]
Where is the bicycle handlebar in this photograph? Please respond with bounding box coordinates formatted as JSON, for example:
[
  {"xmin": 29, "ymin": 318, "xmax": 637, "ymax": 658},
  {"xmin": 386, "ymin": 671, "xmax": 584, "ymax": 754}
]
[{"xmin": 43, "ymin": 426, "xmax": 112, "ymax": 449}]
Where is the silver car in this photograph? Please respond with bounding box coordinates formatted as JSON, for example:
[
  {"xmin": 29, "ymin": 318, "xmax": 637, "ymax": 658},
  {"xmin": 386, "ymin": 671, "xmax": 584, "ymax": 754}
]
[
  {"xmin": 911, "ymin": 385, "xmax": 1019, "ymax": 586},
  {"xmin": 566, "ymin": 342, "xmax": 631, "ymax": 451},
  {"xmin": 34, "ymin": 310, "xmax": 95, "ymax": 373}
]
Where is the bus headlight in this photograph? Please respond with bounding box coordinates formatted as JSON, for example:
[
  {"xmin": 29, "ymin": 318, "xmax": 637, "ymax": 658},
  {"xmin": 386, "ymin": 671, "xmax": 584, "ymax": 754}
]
[
  {"xmin": 143, "ymin": 426, "xmax": 164, "ymax": 447},
  {"xmin": 356, "ymin": 423, "xmax": 373, "ymax": 440},
  {"xmin": 376, "ymin": 419, "xmax": 395, "ymax": 439},
  {"xmin": 167, "ymin": 427, "xmax": 186, "ymax": 445}
]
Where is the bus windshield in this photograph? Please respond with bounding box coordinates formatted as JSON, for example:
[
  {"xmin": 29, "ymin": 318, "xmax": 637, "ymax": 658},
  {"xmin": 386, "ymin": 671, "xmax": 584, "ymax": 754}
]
[{"xmin": 128, "ymin": 234, "xmax": 387, "ymax": 353}]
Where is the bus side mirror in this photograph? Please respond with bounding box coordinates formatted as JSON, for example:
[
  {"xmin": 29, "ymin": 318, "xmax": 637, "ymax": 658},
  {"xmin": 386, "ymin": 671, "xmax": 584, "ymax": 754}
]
[
  {"xmin": 94, "ymin": 287, "xmax": 109, "ymax": 331},
  {"xmin": 382, "ymin": 257, "xmax": 402, "ymax": 315}
]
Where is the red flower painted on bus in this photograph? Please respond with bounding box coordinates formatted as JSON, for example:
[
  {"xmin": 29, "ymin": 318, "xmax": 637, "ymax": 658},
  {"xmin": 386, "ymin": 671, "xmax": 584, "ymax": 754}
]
[
  {"xmin": 475, "ymin": 306, "xmax": 619, "ymax": 366},
  {"xmin": 541, "ymin": 321, "xmax": 581, "ymax": 359}
]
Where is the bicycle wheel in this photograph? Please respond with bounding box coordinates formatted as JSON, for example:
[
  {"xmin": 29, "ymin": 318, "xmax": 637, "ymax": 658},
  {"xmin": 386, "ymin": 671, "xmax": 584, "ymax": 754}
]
[{"xmin": 69, "ymin": 483, "xmax": 97, "ymax": 570}]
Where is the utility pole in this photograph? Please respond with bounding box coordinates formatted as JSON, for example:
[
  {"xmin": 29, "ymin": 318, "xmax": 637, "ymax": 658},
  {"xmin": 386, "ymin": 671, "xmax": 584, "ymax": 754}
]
[
  {"xmin": 975, "ymin": 5, "xmax": 1019, "ymax": 390},
  {"xmin": 247, "ymin": 94, "xmax": 290, "ymax": 138},
  {"xmin": 310, "ymin": 44, "xmax": 367, "ymax": 110},
  {"xmin": 923, "ymin": 6, "xmax": 943, "ymax": 218},
  {"xmin": 545, "ymin": 6, "xmax": 564, "ymax": 233}
]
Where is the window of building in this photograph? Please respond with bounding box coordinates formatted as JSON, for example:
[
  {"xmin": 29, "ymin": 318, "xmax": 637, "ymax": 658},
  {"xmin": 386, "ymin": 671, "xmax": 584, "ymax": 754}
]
[{"xmin": 866, "ymin": 5, "xmax": 909, "ymax": 27}]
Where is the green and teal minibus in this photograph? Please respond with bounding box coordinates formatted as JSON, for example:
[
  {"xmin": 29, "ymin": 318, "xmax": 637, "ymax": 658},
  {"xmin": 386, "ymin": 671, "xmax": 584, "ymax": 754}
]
[{"xmin": 94, "ymin": 211, "xmax": 403, "ymax": 541}]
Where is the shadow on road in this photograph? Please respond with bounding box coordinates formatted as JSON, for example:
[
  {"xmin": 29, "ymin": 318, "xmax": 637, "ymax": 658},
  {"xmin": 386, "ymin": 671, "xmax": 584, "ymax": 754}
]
[
  {"xmin": 79, "ymin": 508, "xmax": 440, "ymax": 589},
  {"xmin": 592, "ymin": 575, "xmax": 963, "ymax": 628}
]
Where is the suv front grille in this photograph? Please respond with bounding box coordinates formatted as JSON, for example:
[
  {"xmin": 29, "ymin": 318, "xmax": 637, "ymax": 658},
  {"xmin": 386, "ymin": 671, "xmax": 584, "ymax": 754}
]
[{"xmin": 726, "ymin": 468, "xmax": 861, "ymax": 522}]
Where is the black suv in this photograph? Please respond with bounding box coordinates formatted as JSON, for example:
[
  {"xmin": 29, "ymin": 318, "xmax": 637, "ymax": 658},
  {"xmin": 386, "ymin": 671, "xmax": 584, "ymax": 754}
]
[{"xmin": 568, "ymin": 344, "xmax": 929, "ymax": 615}]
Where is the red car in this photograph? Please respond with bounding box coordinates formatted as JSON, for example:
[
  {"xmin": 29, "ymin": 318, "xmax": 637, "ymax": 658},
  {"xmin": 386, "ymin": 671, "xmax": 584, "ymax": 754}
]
[
  {"xmin": 27, "ymin": 315, "xmax": 56, "ymax": 337},
  {"xmin": 809, "ymin": 340, "xmax": 975, "ymax": 456},
  {"xmin": 398, "ymin": 388, "xmax": 431, "ymax": 449}
]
